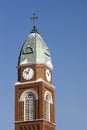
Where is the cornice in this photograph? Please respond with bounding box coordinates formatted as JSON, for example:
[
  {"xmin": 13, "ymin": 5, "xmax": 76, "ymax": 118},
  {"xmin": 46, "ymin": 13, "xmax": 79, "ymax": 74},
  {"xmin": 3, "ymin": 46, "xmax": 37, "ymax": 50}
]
[{"xmin": 14, "ymin": 78, "xmax": 55, "ymax": 89}]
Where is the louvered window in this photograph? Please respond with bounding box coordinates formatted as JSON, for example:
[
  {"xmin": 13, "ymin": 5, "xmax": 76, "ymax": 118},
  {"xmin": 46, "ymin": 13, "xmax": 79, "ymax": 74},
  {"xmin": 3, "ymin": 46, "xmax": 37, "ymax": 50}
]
[
  {"xmin": 45, "ymin": 93, "xmax": 51, "ymax": 121},
  {"xmin": 24, "ymin": 92, "xmax": 35, "ymax": 121}
]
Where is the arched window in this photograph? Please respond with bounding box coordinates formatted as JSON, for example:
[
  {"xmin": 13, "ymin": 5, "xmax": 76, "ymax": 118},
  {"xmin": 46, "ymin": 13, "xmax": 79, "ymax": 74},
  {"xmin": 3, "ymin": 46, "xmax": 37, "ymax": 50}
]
[
  {"xmin": 44, "ymin": 91, "xmax": 53, "ymax": 121},
  {"xmin": 24, "ymin": 92, "xmax": 35, "ymax": 121}
]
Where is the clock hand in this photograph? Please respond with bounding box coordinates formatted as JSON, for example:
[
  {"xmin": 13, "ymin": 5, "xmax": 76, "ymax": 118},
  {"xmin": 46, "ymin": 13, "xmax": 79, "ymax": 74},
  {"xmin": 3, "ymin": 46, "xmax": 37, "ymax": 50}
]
[
  {"xmin": 27, "ymin": 68, "xmax": 30, "ymax": 74},
  {"xmin": 25, "ymin": 68, "xmax": 30, "ymax": 75},
  {"xmin": 25, "ymin": 70, "xmax": 29, "ymax": 74}
]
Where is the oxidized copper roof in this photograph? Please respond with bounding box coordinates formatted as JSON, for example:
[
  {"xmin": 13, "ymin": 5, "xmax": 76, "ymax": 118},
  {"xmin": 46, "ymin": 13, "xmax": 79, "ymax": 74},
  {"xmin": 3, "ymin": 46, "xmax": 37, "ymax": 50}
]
[{"xmin": 18, "ymin": 26, "xmax": 53, "ymax": 69}]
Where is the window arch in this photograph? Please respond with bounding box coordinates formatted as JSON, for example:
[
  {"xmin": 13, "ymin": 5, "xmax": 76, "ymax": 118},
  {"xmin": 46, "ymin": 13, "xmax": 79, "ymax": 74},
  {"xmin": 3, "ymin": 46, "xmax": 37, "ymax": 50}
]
[
  {"xmin": 19, "ymin": 89, "xmax": 38, "ymax": 101},
  {"xmin": 24, "ymin": 92, "xmax": 35, "ymax": 121},
  {"xmin": 44, "ymin": 91, "xmax": 53, "ymax": 121}
]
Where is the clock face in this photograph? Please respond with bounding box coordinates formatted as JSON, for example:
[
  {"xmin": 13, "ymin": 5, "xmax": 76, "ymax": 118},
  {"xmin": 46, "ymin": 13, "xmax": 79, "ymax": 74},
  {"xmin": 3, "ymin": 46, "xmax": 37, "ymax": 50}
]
[
  {"xmin": 23, "ymin": 67, "xmax": 34, "ymax": 80},
  {"xmin": 46, "ymin": 69, "xmax": 51, "ymax": 82}
]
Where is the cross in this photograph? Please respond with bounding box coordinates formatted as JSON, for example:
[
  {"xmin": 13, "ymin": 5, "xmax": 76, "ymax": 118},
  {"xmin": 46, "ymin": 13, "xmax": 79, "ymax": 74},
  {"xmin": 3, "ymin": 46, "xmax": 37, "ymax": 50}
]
[{"xmin": 31, "ymin": 13, "xmax": 38, "ymax": 26}]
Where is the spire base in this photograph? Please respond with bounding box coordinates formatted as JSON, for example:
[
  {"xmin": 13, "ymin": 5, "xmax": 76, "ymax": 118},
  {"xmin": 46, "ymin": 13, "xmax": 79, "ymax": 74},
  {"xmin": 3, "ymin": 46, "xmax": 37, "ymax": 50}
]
[{"xmin": 30, "ymin": 26, "xmax": 39, "ymax": 33}]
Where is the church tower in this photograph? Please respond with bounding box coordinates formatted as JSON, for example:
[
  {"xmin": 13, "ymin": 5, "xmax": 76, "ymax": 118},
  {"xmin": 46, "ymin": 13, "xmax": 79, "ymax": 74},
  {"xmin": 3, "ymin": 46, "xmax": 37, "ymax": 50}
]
[{"xmin": 15, "ymin": 14, "xmax": 56, "ymax": 130}]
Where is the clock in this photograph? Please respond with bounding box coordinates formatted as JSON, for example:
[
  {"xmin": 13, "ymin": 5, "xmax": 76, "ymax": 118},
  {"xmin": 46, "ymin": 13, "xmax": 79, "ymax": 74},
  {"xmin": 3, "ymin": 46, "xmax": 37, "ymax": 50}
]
[
  {"xmin": 46, "ymin": 69, "xmax": 51, "ymax": 82},
  {"xmin": 23, "ymin": 67, "xmax": 34, "ymax": 80}
]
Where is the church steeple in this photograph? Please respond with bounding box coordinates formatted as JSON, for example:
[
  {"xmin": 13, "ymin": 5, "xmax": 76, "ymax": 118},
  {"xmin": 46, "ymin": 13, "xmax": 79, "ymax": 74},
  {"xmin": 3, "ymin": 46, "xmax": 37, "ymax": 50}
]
[
  {"xmin": 15, "ymin": 14, "xmax": 56, "ymax": 130},
  {"xmin": 18, "ymin": 14, "xmax": 53, "ymax": 70}
]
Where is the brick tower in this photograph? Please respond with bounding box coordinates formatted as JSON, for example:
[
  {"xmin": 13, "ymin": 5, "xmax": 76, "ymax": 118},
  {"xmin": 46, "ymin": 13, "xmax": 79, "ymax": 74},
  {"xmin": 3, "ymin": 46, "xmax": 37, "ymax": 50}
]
[{"xmin": 15, "ymin": 14, "xmax": 56, "ymax": 130}]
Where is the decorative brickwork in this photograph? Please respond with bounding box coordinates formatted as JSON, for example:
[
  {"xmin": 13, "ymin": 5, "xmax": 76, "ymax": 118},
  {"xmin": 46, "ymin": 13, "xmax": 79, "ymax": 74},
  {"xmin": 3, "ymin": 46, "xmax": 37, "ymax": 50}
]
[
  {"xmin": 15, "ymin": 80, "xmax": 55, "ymax": 130},
  {"xmin": 20, "ymin": 124, "xmax": 39, "ymax": 130}
]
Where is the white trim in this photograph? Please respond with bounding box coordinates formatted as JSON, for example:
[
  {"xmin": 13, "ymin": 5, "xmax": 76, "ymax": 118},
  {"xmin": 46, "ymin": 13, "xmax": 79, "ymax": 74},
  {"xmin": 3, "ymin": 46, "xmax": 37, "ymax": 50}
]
[
  {"xmin": 14, "ymin": 78, "xmax": 55, "ymax": 89},
  {"xmin": 19, "ymin": 89, "xmax": 38, "ymax": 101},
  {"xmin": 14, "ymin": 118, "xmax": 56, "ymax": 125}
]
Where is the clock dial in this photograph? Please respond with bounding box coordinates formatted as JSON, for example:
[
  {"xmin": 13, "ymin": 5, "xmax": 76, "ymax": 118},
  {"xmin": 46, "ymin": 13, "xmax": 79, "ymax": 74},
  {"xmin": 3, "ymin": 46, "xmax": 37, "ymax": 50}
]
[
  {"xmin": 23, "ymin": 67, "xmax": 34, "ymax": 80},
  {"xmin": 46, "ymin": 69, "xmax": 51, "ymax": 82}
]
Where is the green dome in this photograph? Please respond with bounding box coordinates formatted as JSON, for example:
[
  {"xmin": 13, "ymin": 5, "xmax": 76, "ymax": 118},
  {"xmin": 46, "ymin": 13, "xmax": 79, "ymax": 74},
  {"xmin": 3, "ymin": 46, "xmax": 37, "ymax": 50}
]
[{"xmin": 18, "ymin": 26, "xmax": 53, "ymax": 69}]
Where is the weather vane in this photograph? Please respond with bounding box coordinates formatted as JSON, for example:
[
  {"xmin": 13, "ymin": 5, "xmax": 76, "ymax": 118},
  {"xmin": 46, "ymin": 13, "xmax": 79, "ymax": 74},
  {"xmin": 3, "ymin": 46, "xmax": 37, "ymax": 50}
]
[{"xmin": 31, "ymin": 13, "xmax": 38, "ymax": 26}]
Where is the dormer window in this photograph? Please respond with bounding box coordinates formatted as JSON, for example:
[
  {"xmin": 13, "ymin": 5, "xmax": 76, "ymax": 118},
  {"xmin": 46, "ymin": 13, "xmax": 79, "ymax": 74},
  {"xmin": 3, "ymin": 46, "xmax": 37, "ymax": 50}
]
[
  {"xmin": 22, "ymin": 47, "xmax": 34, "ymax": 54},
  {"xmin": 44, "ymin": 48, "xmax": 50, "ymax": 56}
]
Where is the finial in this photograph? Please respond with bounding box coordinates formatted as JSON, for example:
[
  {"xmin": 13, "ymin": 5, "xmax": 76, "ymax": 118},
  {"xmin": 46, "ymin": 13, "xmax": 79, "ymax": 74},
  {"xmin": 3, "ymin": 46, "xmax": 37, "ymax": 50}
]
[{"xmin": 30, "ymin": 13, "xmax": 38, "ymax": 26}]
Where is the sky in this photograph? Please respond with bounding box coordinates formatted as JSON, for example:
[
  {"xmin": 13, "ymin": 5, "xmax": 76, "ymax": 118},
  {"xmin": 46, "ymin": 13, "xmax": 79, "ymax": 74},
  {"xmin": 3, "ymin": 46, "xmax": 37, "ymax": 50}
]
[{"xmin": 0, "ymin": 0, "xmax": 87, "ymax": 130}]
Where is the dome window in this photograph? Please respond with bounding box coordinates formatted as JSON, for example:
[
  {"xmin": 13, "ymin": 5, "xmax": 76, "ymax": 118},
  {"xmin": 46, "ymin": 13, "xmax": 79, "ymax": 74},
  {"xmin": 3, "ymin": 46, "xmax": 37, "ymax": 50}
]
[
  {"xmin": 44, "ymin": 48, "xmax": 50, "ymax": 56},
  {"xmin": 22, "ymin": 47, "xmax": 34, "ymax": 54}
]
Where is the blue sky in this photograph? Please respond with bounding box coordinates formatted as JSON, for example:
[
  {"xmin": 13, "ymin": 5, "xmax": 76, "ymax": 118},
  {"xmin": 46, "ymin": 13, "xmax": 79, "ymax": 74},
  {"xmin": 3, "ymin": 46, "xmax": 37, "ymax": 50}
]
[{"xmin": 0, "ymin": 0, "xmax": 86, "ymax": 130}]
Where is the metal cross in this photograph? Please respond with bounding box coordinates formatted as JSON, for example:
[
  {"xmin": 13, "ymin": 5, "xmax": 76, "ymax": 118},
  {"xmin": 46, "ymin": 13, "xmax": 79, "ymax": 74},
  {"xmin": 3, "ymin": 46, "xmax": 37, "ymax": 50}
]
[{"xmin": 31, "ymin": 13, "xmax": 38, "ymax": 26}]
